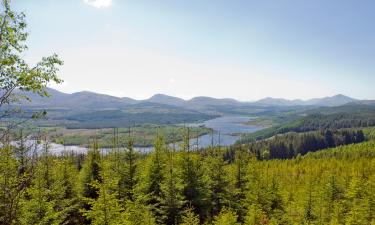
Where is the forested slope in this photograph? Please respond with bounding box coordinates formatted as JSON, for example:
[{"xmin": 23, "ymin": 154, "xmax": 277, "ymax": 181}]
[
  {"xmin": 239, "ymin": 107, "xmax": 375, "ymax": 143},
  {"xmin": 1, "ymin": 133, "xmax": 374, "ymax": 224},
  {"xmin": 240, "ymin": 129, "xmax": 366, "ymax": 159}
]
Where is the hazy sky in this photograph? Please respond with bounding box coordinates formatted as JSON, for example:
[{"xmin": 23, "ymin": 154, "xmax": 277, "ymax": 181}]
[{"xmin": 14, "ymin": 0, "xmax": 375, "ymax": 101}]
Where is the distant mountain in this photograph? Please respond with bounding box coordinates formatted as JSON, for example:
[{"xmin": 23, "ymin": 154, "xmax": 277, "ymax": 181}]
[
  {"xmin": 142, "ymin": 95, "xmax": 243, "ymax": 109},
  {"xmin": 255, "ymin": 97, "xmax": 304, "ymax": 106},
  {"xmin": 22, "ymin": 88, "xmax": 135, "ymax": 110},
  {"xmin": 8, "ymin": 88, "xmax": 370, "ymax": 128},
  {"xmin": 254, "ymin": 94, "xmax": 357, "ymax": 107},
  {"xmin": 305, "ymin": 94, "xmax": 357, "ymax": 107},
  {"xmin": 188, "ymin": 96, "xmax": 240, "ymax": 106},
  {"xmin": 121, "ymin": 97, "xmax": 139, "ymax": 105},
  {"xmin": 146, "ymin": 94, "xmax": 186, "ymax": 106},
  {"xmin": 352, "ymin": 100, "xmax": 375, "ymax": 106},
  {"xmin": 13, "ymin": 88, "xmax": 217, "ymax": 128},
  {"xmin": 307, "ymin": 103, "xmax": 375, "ymax": 115},
  {"xmin": 16, "ymin": 88, "xmax": 361, "ymax": 111}
]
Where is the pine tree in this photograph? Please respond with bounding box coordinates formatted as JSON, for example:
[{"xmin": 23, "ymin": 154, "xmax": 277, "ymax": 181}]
[
  {"xmin": 344, "ymin": 176, "xmax": 371, "ymax": 225},
  {"xmin": 325, "ymin": 130, "xmax": 335, "ymax": 148},
  {"xmin": 143, "ymin": 134, "xmax": 167, "ymax": 223},
  {"xmin": 79, "ymin": 140, "xmax": 102, "ymax": 201},
  {"xmin": 82, "ymin": 159, "xmax": 126, "ymax": 225},
  {"xmin": 20, "ymin": 160, "xmax": 57, "ymax": 225},
  {"xmin": 180, "ymin": 207, "xmax": 200, "ymax": 225},
  {"xmin": 179, "ymin": 128, "xmax": 208, "ymax": 221},
  {"xmin": 160, "ymin": 144, "xmax": 184, "ymax": 225},
  {"xmin": 244, "ymin": 205, "xmax": 268, "ymax": 225},
  {"xmin": 20, "ymin": 141, "xmax": 64, "ymax": 225},
  {"xmin": 0, "ymin": 142, "xmax": 30, "ymax": 225},
  {"xmin": 245, "ymin": 156, "xmax": 267, "ymax": 219},
  {"xmin": 54, "ymin": 154, "xmax": 83, "ymax": 224},
  {"xmin": 118, "ymin": 137, "xmax": 138, "ymax": 202},
  {"xmin": 123, "ymin": 200, "xmax": 156, "ymax": 225},
  {"xmin": 322, "ymin": 172, "xmax": 343, "ymax": 222},
  {"xmin": 232, "ymin": 146, "xmax": 249, "ymax": 222},
  {"xmin": 266, "ymin": 176, "xmax": 285, "ymax": 221},
  {"xmin": 213, "ymin": 208, "xmax": 240, "ymax": 225},
  {"xmin": 205, "ymin": 148, "xmax": 230, "ymax": 219},
  {"xmin": 304, "ymin": 179, "xmax": 316, "ymax": 225}
]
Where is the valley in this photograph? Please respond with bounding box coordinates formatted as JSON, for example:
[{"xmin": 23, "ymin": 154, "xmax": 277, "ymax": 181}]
[{"xmin": 2, "ymin": 1, "xmax": 375, "ymax": 224}]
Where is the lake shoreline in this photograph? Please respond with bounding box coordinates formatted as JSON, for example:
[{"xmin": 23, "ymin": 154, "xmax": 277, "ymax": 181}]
[{"xmin": 39, "ymin": 115, "xmax": 265, "ymax": 154}]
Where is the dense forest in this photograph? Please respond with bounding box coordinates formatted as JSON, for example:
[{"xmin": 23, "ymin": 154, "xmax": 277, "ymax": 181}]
[
  {"xmin": 4, "ymin": 107, "xmax": 216, "ymax": 129},
  {"xmin": 240, "ymin": 111, "xmax": 375, "ymax": 143},
  {"xmin": 0, "ymin": 130, "xmax": 374, "ymax": 225},
  {"xmin": 239, "ymin": 129, "xmax": 366, "ymax": 159},
  {"xmin": 1, "ymin": 1, "xmax": 375, "ymax": 224}
]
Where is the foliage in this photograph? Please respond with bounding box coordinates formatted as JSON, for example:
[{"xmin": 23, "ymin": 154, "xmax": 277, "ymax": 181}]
[
  {"xmin": 242, "ymin": 129, "xmax": 365, "ymax": 159},
  {"xmin": 180, "ymin": 207, "xmax": 200, "ymax": 225},
  {"xmin": 240, "ymin": 111, "xmax": 375, "ymax": 143},
  {"xmin": 0, "ymin": 0, "xmax": 62, "ymax": 108},
  {"xmin": 62, "ymin": 110, "xmax": 214, "ymax": 129},
  {"xmin": 5, "ymin": 1, "xmax": 375, "ymax": 224},
  {"xmin": 212, "ymin": 208, "xmax": 240, "ymax": 225},
  {"xmin": 0, "ymin": 131, "xmax": 374, "ymax": 225},
  {"xmin": 49, "ymin": 125, "xmax": 211, "ymax": 148}
]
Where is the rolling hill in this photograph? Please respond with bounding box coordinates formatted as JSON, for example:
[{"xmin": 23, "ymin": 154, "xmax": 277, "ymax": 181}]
[
  {"xmin": 254, "ymin": 94, "xmax": 357, "ymax": 107},
  {"xmin": 20, "ymin": 88, "xmax": 361, "ymax": 110},
  {"xmin": 7, "ymin": 88, "xmax": 370, "ymax": 129}
]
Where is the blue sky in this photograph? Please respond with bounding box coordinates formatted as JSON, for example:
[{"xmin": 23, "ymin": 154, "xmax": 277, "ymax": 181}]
[{"xmin": 14, "ymin": 0, "xmax": 375, "ymax": 100}]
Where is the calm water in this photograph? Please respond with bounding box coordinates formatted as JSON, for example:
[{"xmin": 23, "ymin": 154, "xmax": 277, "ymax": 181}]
[
  {"xmin": 187, "ymin": 116, "xmax": 263, "ymax": 149},
  {"xmin": 35, "ymin": 116, "xmax": 263, "ymax": 154}
]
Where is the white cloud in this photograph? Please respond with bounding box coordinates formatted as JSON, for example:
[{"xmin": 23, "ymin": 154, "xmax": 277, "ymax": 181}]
[{"xmin": 83, "ymin": 0, "xmax": 112, "ymax": 8}]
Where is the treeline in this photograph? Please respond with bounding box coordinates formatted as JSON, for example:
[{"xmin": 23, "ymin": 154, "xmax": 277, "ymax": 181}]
[
  {"xmin": 49, "ymin": 125, "xmax": 211, "ymax": 148},
  {"xmin": 1, "ymin": 131, "xmax": 374, "ymax": 225},
  {"xmin": 62, "ymin": 110, "xmax": 215, "ymax": 129},
  {"xmin": 238, "ymin": 129, "xmax": 366, "ymax": 160},
  {"xmin": 240, "ymin": 112, "xmax": 375, "ymax": 143},
  {"xmin": 365, "ymin": 127, "xmax": 375, "ymax": 141}
]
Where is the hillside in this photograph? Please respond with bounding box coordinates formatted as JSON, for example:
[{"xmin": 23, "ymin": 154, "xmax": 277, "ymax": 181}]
[
  {"xmin": 3, "ymin": 131, "xmax": 373, "ymax": 224},
  {"xmin": 254, "ymin": 94, "xmax": 357, "ymax": 107},
  {"xmin": 146, "ymin": 94, "xmax": 186, "ymax": 107},
  {"xmin": 17, "ymin": 88, "xmax": 362, "ymax": 111},
  {"xmin": 8, "ymin": 88, "xmax": 371, "ymax": 130},
  {"xmin": 239, "ymin": 104, "xmax": 375, "ymax": 143}
]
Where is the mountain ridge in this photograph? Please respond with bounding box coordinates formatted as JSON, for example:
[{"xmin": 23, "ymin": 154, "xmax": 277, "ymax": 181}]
[
  {"xmin": 18, "ymin": 88, "xmax": 363, "ymax": 109},
  {"xmin": 254, "ymin": 94, "xmax": 357, "ymax": 107}
]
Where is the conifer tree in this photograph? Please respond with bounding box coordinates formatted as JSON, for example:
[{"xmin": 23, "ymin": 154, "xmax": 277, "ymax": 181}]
[
  {"xmin": 205, "ymin": 148, "xmax": 230, "ymax": 219},
  {"xmin": 244, "ymin": 205, "xmax": 268, "ymax": 225},
  {"xmin": 180, "ymin": 207, "xmax": 200, "ymax": 225},
  {"xmin": 231, "ymin": 145, "xmax": 249, "ymax": 222},
  {"xmin": 82, "ymin": 159, "xmax": 125, "ymax": 225},
  {"xmin": 20, "ymin": 160, "xmax": 57, "ymax": 225},
  {"xmin": 123, "ymin": 200, "xmax": 157, "ymax": 225},
  {"xmin": 160, "ymin": 143, "xmax": 184, "ymax": 225},
  {"xmin": 20, "ymin": 142, "xmax": 80, "ymax": 224},
  {"xmin": 118, "ymin": 137, "xmax": 138, "ymax": 202},
  {"xmin": 321, "ymin": 172, "xmax": 343, "ymax": 222},
  {"xmin": 213, "ymin": 208, "xmax": 240, "ymax": 225},
  {"xmin": 179, "ymin": 128, "xmax": 208, "ymax": 221},
  {"xmin": 54, "ymin": 154, "xmax": 83, "ymax": 224},
  {"xmin": 79, "ymin": 140, "xmax": 102, "ymax": 201},
  {"xmin": 0, "ymin": 142, "xmax": 29, "ymax": 224},
  {"xmin": 143, "ymin": 134, "xmax": 167, "ymax": 223},
  {"xmin": 304, "ymin": 179, "xmax": 316, "ymax": 225},
  {"xmin": 245, "ymin": 156, "xmax": 267, "ymax": 218},
  {"xmin": 344, "ymin": 176, "xmax": 371, "ymax": 225}
]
